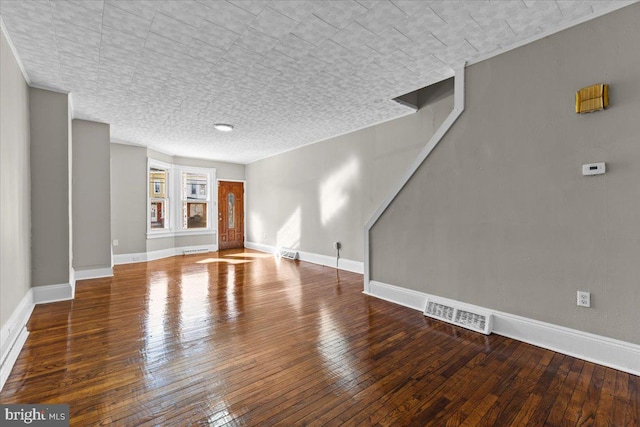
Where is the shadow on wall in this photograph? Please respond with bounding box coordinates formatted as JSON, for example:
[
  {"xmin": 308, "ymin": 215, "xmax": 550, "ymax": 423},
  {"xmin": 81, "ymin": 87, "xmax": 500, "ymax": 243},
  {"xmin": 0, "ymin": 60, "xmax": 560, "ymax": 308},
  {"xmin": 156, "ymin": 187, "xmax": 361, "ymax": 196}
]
[{"xmin": 319, "ymin": 157, "xmax": 360, "ymax": 226}]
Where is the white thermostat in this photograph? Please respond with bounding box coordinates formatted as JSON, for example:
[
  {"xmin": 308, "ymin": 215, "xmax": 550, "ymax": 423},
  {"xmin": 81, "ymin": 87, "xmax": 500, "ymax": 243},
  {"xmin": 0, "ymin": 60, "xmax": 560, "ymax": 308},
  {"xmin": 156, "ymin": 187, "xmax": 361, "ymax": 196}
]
[{"xmin": 582, "ymin": 162, "xmax": 606, "ymax": 176}]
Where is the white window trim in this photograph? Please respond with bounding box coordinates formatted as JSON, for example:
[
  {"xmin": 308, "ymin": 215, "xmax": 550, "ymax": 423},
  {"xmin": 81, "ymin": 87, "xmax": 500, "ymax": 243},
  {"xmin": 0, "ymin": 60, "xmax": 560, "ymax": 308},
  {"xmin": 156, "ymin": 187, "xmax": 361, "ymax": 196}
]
[{"xmin": 147, "ymin": 159, "xmax": 217, "ymax": 239}]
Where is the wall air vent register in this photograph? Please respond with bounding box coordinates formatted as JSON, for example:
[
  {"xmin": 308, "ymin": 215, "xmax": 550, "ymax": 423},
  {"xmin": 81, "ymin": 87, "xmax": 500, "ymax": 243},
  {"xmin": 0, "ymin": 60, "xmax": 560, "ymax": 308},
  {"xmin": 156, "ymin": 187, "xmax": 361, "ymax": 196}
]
[
  {"xmin": 278, "ymin": 248, "xmax": 299, "ymax": 260},
  {"xmin": 424, "ymin": 298, "xmax": 493, "ymax": 335}
]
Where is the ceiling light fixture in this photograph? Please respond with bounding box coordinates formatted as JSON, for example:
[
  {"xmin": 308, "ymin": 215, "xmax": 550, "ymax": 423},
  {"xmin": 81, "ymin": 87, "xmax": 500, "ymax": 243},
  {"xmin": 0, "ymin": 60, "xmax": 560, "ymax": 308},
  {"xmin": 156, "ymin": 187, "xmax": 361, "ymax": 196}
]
[{"xmin": 214, "ymin": 124, "xmax": 234, "ymax": 132}]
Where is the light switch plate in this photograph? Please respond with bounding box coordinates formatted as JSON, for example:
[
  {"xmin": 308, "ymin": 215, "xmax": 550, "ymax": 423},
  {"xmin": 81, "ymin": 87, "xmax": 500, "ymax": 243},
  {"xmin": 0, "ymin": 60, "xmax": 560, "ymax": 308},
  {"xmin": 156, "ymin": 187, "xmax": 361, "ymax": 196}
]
[{"xmin": 582, "ymin": 162, "xmax": 605, "ymax": 176}]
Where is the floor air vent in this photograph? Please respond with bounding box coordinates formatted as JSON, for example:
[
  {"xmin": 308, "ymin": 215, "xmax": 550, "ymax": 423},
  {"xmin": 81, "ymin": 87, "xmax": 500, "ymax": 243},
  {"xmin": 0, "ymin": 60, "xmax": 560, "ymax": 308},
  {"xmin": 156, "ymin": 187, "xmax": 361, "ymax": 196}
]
[
  {"xmin": 424, "ymin": 298, "xmax": 492, "ymax": 335},
  {"xmin": 278, "ymin": 248, "xmax": 299, "ymax": 260},
  {"xmin": 183, "ymin": 248, "xmax": 209, "ymax": 255}
]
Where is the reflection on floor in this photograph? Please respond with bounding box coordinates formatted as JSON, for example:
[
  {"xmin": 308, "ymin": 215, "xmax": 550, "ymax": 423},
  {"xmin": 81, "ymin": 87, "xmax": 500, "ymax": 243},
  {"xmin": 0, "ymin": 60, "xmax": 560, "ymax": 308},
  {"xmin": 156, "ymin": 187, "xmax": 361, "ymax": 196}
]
[{"xmin": 1, "ymin": 249, "xmax": 638, "ymax": 426}]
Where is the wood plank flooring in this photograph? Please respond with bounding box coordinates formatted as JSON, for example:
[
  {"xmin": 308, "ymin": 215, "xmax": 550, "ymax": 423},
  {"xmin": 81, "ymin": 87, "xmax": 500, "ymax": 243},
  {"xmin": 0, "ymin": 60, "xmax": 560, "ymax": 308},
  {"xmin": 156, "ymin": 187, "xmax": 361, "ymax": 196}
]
[{"xmin": 1, "ymin": 249, "xmax": 638, "ymax": 426}]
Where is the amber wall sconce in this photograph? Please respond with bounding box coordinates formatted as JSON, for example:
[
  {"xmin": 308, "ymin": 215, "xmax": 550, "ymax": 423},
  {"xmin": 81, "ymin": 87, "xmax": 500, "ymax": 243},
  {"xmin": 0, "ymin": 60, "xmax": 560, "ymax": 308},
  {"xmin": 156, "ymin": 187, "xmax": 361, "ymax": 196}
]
[{"xmin": 576, "ymin": 83, "xmax": 609, "ymax": 114}]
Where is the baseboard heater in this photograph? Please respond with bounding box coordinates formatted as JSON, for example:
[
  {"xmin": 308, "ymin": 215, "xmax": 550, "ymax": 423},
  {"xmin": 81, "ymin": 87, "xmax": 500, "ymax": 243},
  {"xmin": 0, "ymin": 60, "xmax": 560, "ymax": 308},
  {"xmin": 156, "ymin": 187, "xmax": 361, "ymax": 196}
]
[
  {"xmin": 183, "ymin": 248, "xmax": 209, "ymax": 255},
  {"xmin": 278, "ymin": 248, "xmax": 299, "ymax": 260},
  {"xmin": 424, "ymin": 297, "xmax": 493, "ymax": 335}
]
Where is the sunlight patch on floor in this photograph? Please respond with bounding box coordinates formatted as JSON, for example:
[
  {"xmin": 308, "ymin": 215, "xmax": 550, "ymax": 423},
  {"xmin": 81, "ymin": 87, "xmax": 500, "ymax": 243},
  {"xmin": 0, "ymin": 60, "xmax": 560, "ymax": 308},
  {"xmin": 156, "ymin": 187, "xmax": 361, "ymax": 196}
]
[
  {"xmin": 224, "ymin": 253, "xmax": 273, "ymax": 259},
  {"xmin": 196, "ymin": 258, "xmax": 252, "ymax": 264}
]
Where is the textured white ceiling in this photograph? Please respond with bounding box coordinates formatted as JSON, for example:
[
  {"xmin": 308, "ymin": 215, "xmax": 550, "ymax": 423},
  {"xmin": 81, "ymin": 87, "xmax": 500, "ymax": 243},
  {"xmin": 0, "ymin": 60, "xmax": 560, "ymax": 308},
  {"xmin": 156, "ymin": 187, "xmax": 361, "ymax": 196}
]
[{"xmin": 1, "ymin": 0, "xmax": 635, "ymax": 163}]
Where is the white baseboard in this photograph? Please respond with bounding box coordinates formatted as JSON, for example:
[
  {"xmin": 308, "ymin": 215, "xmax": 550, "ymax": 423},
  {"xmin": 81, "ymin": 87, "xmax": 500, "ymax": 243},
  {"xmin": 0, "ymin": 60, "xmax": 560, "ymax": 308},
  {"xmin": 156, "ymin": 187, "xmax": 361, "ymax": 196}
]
[
  {"xmin": 32, "ymin": 282, "xmax": 74, "ymax": 304},
  {"xmin": 0, "ymin": 289, "xmax": 34, "ymax": 392},
  {"xmin": 366, "ymin": 280, "xmax": 640, "ymax": 376},
  {"xmin": 337, "ymin": 258, "xmax": 364, "ymax": 274},
  {"xmin": 113, "ymin": 244, "xmax": 219, "ymax": 265},
  {"xmin": 147, "ymin": 248, "xmax": 177, "ymax": 262},
  {"xmin": 245, "ymin": 241, "xmax": 364, "ymax": 274},
  {"xmin": 367, "ymin": 280, "xmax": 427, "ymax": 311},
  {"xmin": 74, "ymin": 267, "xmax": 113, "ymax": 280},
  {"xmin": 113, "ymin": 251, "xmax": 147, "ymax": 265},
  {"xmin": 0, "ymin": 326, "xmax": 29, "ymax": 392},
  {"xmin": 244, "ymin": 241, "xmax": 277, "ymax": 254}
]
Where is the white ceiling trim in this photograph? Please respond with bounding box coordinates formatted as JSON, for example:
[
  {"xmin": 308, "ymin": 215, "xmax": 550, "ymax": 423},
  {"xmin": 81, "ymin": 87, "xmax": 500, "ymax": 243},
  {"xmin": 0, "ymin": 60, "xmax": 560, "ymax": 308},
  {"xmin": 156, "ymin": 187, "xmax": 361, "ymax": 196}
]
[
  {"xmin": 0, "ymin": 15, "xmax": 30, "ymax": 85},
  {"xmin": 467, "ymin": 0, "xmax": 637, "ymax": 67}
]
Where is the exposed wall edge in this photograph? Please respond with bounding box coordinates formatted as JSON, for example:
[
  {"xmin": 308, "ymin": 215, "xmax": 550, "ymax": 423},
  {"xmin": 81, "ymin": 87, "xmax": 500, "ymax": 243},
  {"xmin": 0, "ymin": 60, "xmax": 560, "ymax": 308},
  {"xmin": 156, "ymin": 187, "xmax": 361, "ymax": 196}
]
[
  {"xmin": 364, "ymin": 64, "xmax": 466, "ymax": 292},
  {"xmin": 245, "ymin": 241, "xmax": 364, "ymax": 274},
  {"xmin": 366, "ymin": 280, "xmax": 640, "ymax": 377}
]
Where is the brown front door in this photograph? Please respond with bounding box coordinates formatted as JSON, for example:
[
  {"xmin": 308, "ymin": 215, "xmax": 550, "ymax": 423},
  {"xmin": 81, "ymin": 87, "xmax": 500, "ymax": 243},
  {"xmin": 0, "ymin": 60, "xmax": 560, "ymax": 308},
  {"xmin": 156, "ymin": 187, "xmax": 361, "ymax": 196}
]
[{"xmin": 218, "ymin": 181, "xmax": 244, "ymax": 250}]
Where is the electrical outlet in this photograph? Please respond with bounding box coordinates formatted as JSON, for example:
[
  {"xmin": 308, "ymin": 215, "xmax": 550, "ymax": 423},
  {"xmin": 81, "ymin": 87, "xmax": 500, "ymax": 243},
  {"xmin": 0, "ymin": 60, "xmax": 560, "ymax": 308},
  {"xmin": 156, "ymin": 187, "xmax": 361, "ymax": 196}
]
[
  {"xmin": 577, "ymin": 291, "xmax": 591, "ymax": 307},
  {"xmin": 333, "ymin": 242, "xmax": 341, "ymax": 250},
  {"xmin": 113, "ymin": 239, "xmax": 119, "ymax": 246}
]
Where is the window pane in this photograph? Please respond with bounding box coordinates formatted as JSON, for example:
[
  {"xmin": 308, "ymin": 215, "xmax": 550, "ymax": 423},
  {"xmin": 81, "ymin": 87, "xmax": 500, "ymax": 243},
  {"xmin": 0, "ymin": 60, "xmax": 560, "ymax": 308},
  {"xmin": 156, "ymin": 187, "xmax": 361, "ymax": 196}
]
[
  {"xmin": 150, "ymin": 201, "xmax": 165, "ymax": 229},
  {"xmin": 149, "ymin": 167, "xmax": 168, "ymax": 230},
  {"xmin": 183, "ymin": 173, "xmax": 208, "ymax": 200},
  {"xmin": 150, "ymin": 168, "xmax": 167, "ymax": 198},
  {"xmin": 228, "ymin": 193, "xmax": 235, "ymax": 229},
  {"xmin": 185, "ymin": 202, "xmax": 207, "ymax": 228}
]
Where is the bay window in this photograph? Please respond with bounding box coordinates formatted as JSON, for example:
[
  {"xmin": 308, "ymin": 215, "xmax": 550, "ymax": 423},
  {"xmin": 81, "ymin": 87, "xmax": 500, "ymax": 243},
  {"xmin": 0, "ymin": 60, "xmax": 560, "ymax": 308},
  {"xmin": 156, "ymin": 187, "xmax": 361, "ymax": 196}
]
[{"xmin": 147, "ymin": 159, "xmax": 216, "ymax": 237}]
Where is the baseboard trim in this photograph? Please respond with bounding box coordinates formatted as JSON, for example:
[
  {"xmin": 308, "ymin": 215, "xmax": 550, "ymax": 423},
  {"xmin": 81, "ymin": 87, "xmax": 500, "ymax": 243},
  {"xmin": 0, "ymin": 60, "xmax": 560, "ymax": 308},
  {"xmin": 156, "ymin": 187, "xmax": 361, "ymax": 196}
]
[
  {"xmin": 244, "ymin": 241, "xmax": 277, "ymax": 255},
  {"xmin": 113, "ymin": 251, "xmax": 147, "ymax": 265},
  {"xmin": 336, "ymin": 257, "xmax": 364, "ymax": 274},
  {"xmin": 113, "ymin": 244, "xmax": 219, "ymax": 265},
  {"xmin": 245, "ymin": 241, "xmax": 364, "ymax": 274},
  {"xmin": 0, "ymin": 289, "xmax": 34, "ymax": 392},
  {"xmin": 366, "ymin": 280, "xmax": 640, "ymax": 376},
  {"xmin": 0, "ymin": 326, "xmax": 29, "ymax": 392},
  {"xmin": 147, "ymin": 248, "xmax": 176, "ymax": 262},
  {"xmin": 74, "ymin": 267, "xmax": 113, "ymax": 281},
  {"xmin": 32, "ymin": 282, "xmax": 74, "ymax": 304}
]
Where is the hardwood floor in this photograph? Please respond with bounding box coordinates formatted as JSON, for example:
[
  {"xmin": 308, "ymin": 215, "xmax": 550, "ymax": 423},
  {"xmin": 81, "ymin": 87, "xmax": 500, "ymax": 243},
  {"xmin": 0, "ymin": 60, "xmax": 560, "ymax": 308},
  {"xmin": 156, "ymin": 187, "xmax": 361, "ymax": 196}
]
[{"xmin": 1, "ymin": 250, "xmax": 638, "ymax": 426}]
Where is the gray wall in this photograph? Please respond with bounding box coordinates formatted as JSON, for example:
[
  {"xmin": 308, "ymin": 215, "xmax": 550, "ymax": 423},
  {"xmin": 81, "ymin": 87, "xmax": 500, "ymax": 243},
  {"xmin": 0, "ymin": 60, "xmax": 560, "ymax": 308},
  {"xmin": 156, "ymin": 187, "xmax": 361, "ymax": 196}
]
[
  {"xmin": 29, "ymin": 88, "xmax": 72, "ymax": 287},
  {"xmin": 245, "ymin": 82, "xmax": 454, "ymax": 262},
  {"xmin": 0, "ymin": 29, "xmax": 31, "ymax": 327},
  {"xmin": 72, "ymin": 119, "xmax": 111, "ymax": 271},
  {"xmin": 110, "ymin": 143, "xmax": 147, "ymax": 255},
  {"xmin": 110, "ymin": 144, "xmax": 246, "ymax": 256},
  {"xmin": 370, "ymin": 4, "xmax": 640, "ymax": 344}
]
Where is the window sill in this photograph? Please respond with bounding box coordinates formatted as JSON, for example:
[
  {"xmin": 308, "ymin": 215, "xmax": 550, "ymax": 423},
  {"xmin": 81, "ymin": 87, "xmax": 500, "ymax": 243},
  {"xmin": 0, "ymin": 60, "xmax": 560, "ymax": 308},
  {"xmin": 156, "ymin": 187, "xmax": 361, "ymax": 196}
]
[
  {"xmin": 147, "ymin": 230, "xmax": 173, "ymax": 239},
  {"xmin": 147, "ymin": 230, "xmax": 216, "ymax": 239},
  {"xmin": 174, "ymin": 230, "xmax": 216, "ymax": 237}
]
